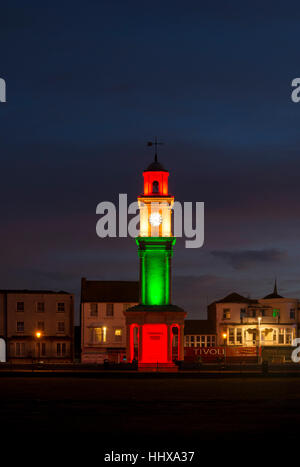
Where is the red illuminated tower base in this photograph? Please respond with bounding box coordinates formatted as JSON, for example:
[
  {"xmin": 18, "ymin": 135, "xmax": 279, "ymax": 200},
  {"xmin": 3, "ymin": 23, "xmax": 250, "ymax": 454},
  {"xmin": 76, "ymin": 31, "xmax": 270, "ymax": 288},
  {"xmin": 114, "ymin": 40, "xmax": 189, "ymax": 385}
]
[
  {"xmin": 125, "ymin": 306, "xmax": 186, "ymax": 371},
  {"xmin": 124, "ymin": 153, "xmax": 186, "ymax": 371}
]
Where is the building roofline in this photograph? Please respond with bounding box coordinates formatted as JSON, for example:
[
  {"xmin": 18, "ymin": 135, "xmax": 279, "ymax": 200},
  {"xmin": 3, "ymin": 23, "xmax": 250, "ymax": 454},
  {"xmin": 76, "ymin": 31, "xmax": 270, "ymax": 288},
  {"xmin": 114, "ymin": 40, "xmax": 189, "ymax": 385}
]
[{"xmin": 0, "ymin": 289, "xmax": 71, "ymax": 295}]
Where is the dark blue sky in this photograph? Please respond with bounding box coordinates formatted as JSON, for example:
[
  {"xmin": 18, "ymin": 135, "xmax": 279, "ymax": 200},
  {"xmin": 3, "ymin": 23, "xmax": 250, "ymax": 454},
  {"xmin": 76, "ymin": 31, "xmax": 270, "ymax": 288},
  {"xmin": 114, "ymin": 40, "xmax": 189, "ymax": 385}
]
[{"xmin": 1, "ymin": 0, "xmax": 300, "ymax": 321}]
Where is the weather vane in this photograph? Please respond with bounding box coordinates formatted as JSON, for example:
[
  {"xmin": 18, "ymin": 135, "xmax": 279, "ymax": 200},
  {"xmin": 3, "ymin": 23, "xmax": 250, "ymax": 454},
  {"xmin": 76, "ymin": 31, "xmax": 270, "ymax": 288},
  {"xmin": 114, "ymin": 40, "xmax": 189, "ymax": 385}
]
[{"xmin": 147, "ymin": 136, "xmax": 164, "ymax": 162}]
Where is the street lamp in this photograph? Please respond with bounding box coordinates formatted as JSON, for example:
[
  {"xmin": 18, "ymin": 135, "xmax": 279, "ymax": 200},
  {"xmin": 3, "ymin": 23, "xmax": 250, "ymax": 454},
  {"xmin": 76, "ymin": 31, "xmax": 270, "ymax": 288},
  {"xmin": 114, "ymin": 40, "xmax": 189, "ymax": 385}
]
[
  {"xmin": 222, "ymin": 332, "xmax": 227, "ymax": 365},
  {"xmin": 35, "ymin": 331, "xmax": 42, "ymax": 362}
]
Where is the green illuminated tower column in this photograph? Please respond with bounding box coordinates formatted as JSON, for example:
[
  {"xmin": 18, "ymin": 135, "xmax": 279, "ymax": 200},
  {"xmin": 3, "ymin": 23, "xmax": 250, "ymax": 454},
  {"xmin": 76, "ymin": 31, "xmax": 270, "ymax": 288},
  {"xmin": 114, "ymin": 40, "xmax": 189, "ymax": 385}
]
[{"xmin": 137, "ymin": 237, "xmax": 176, "ymax": 306}]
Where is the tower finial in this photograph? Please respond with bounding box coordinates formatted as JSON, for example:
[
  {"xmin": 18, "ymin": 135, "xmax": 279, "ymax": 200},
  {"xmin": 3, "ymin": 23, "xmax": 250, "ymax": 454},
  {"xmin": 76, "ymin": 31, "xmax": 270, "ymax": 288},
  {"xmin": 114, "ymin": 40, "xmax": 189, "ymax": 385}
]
[
  {"xmin": 274, "ymin": 278, "xmax": 278, "ymax": 295},
  {"xmin": 147, "ymin": 137, "xmax": 164, "ymax": 162}
]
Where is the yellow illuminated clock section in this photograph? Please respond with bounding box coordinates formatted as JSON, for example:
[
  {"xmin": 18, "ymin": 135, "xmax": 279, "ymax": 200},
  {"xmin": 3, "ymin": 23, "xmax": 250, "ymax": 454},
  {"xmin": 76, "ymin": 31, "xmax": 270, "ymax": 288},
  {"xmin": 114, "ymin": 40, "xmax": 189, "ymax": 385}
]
[{"xmin": 149, "ymin": 212, "xmax": 162, "ymax": 227}]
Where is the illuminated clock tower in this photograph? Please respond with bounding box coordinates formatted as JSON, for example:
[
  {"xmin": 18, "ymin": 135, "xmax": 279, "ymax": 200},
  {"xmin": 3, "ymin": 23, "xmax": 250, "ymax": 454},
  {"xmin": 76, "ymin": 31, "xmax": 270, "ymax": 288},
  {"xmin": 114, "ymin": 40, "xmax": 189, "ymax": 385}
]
[{"xmin": 124, "ymin": 148, "xmax": 186, "ymax": 370}]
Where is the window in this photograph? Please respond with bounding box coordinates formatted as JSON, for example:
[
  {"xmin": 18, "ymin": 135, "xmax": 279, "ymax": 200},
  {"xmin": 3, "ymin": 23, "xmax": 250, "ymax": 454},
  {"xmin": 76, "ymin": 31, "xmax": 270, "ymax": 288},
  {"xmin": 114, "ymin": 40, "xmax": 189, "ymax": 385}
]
[
  {"xmin": 201, "ymin": 336, "xmax": 205, "ymax": 347},
  {"xmin": 229, "ymin": 328, "xmax": 235, "ymax": 345},
  {"xmin": 152, "ymin": 180, "xmax": 159, "ymax": 193},
  {"xmin": 279, "ymin": 328, "xmax": 284, "ymax": 344},
  {"xmin": 261, "ymin": 309, "xmax": 265, "ymax": 317},
  {"xmin": 196, "ymin": 335, "xmax": 201, "ymax": 347},
  {"xmin": 57, "ymin": 343, "xmax": 66, "ymax": 356},
  {"xmin": 211, "ymin": 336, "xmax": 216, "ymax": 347},
  {"xmin": 16, "ymin": 321, "xmax": 24, "ymax": 332},
  {"xmin": 92, "ymin": 327, "xmax": 107, "ymax": 344},
  {"xmin": 290, "ymin": 309, "xmax": 295, "ymax": 319},
  {"xmin": 41, "ymin": 343, "xmax": 46, "ymax": 357},
  {"xmin": 57, "ymin": 302, "xmax": 65, "ymax": 313},
  {"xmin": 236, "ymin": 328, "xmax": 242, "ymax": 344},
  {"xmin": 185, "ymin": 336, "xmax": 190, "ymax": 346},
  {"xmin": 16, "ymin": 343, "xmax": 25, "ymax": 356},
  {"xmin": 106, "ymin": 303, "xmax": 114, "ymax": 316},
  {"xmin": 114, "ymin": 329, "xmax": 122, "ymax": 343},
  {"xmin": 37, "ymin": 321, "xmax": 45, "ymax": 331},
  {"xmin": 286, "ymin": 328, "xmax": 292, "ymax": 345},
  {"xmin": 57, "ymin": 321, "xmax": 65, "ymax": 333},
  {"xmin": 273, "ymin": 309, "xmax": 280, "ymax": 318},
  {"xmin": 222, "ymin": 309, "xmax": 230, "ymax": 320},
  {"xmin": 240, "ymin": 308, "xmax": 246, "ymax": 319},
  {"xmin": 190, "ymin": 336, "xmax": 195, "ymax": 347},
  {"xmin": 207, "ymin": 336, "xmax": 211, "ymax": 347},
  {"xmin": 90, "ymin": 303, "xmax": 98, "ymax": 317},
  {"xmin": 273, "ymin": 330, "xmax": 277, "ymax": 342},
  {"xmin": 36, "ymin": 302, "xmax": 45, "ymax": 313},
  {"xmin": 16, "ymin": 301, "xmax": 24, "ymax": 312}
]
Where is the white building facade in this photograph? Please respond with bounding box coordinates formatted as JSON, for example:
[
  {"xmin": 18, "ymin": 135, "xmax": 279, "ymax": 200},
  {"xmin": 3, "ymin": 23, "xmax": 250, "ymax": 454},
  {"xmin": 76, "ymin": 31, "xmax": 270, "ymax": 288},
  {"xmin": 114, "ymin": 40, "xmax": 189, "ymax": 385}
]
[
  {"xmin": 81, "ymin": 279, "xmax": 139, "ymax": 363},
  {"xmin": 208, "ymin": 284, "xmax": 299, "ymax": 362}
]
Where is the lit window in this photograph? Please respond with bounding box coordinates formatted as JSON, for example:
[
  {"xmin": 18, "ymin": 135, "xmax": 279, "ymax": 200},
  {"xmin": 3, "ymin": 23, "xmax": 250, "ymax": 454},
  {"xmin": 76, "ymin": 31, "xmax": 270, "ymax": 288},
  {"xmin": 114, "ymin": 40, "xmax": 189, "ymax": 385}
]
[
  {"xmin": 16, "ymin": 302, "xmax": 24, "ymax": 312},
  {"xmin": 229, "ymin": 328, "xmax": 235, "ymax": 345},
  {"xmin": 16, "ymin": 321, "xmax": 24, "ymax": 332},
  {"xmin": 286, "ymin": 328, "xmax": 292, "ymax": 345},
  {"xmin": 106, "ymin": 304, "xmax": 114, "ymax": 316},
  {"xmin": 236, "ymin": 328, "xmax": 242, "ymax": 344},
  {"xmin": 223, "ymin": 309, "xmax": 231, "ymax": 320},
  {"xmin": 93, "ymin": 327, "xmax": 107, "ymax": 344},
  {"xmin": 57, "ymin": 302, "xmax": 65, "ymax": 313},
  {"xmin": 279, "ymin": 328, "xmax": 284, "ymax": 344},
  {"xmin": 36, "ymin": 302, "xmax": 45, "ymax": 313},
  {"xmin": 90, "ymin": 303, "xmax": 98, "ymax": 317},
  {"xmin": 115, "ymin": 329, "xmax": 122, "ymax": 342}
]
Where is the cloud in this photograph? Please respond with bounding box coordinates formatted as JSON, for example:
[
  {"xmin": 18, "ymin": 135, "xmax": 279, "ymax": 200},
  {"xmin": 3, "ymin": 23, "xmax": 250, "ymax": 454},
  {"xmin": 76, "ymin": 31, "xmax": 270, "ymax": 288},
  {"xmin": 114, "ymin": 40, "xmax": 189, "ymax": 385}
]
[{"xmin": 210, "ymin": 248, "xmax": 287, "ymax": 270}]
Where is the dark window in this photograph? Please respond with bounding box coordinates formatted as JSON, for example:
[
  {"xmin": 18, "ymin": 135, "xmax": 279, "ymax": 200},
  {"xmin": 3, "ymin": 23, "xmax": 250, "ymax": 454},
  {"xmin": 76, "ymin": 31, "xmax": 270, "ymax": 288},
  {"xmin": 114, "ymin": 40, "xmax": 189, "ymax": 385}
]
[
  {"xmin": 37, "ymin": 321, "xmax": 44, "ymax": 331},
  {"xmin": 16, "ymin": 302, "xmax": 24, "ymax": 312},
  {"xmin": 16, "ymin": 321, "xmax": 24, "ymax": 332},
  {"xmin": 16, "ymin": 343, "xmax": 25, "ymax": 356},
  {"xmin": 37, "ymin": 302, "xmax": 45, "ymax": 313},
  {"xmin": 57, "ymin": 302, "xmax": 65, "ymax": 312},
  {"xmin": 152, "ymin": 181, "xmax": 159, "ymax": 193},
  {"xmin": 57, "ymin": 343, "xmax": 66, "ymax": 356},
  {"xmin": 57, "ymin": 321, "xmax": 65, "ymax": 333},
  {"xmin": 290, "ymin": 309, "xmax": 295, "ymax": 319},
  {"xmin": 106, "ymin": 303, "xmax": 114, "ymax": 317},
  {"xmin": 41, "ymin": 343, "xmax": 46, "ymax": 357},
  {"xmin": 90, "ymin": 303, "xmax": 98, "ymax": 317}
]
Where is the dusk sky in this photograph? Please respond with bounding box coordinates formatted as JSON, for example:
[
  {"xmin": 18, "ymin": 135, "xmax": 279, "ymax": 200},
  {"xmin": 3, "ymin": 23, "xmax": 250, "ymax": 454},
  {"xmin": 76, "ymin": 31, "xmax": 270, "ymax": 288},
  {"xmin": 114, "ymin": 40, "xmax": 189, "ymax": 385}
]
[{"xmin": 1, "ymin": 1, "xmax": 300, "ymax": 322}]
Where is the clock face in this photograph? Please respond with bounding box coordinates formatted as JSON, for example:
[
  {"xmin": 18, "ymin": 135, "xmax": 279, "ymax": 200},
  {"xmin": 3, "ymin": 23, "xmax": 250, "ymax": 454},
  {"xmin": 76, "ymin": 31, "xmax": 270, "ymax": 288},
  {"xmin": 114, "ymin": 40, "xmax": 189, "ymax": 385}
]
[{"xmin": 149, "ymin": 212, "xmax": 162, "ymax": 227}]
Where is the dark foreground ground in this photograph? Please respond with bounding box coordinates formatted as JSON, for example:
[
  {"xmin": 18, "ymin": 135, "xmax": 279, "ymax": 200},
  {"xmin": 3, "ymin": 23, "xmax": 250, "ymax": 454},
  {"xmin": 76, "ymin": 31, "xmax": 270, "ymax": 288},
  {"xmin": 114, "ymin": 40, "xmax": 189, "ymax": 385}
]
[{"xmin": 0, "ymin": 375, "xmax": 298, "ymax": 459}]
